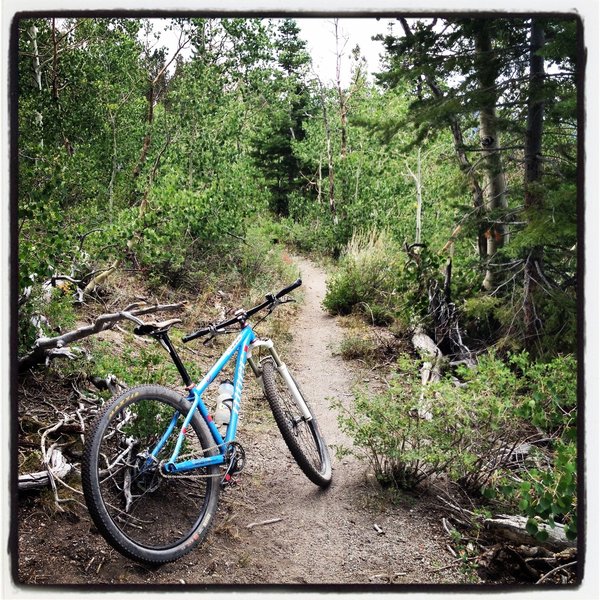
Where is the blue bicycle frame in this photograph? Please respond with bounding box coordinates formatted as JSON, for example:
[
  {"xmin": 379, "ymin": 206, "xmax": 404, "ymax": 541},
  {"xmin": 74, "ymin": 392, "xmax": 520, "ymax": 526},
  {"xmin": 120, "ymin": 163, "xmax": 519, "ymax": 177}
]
[{"xmin": 155, "ymin": 325, "xmax": 257, "ymax": 475}]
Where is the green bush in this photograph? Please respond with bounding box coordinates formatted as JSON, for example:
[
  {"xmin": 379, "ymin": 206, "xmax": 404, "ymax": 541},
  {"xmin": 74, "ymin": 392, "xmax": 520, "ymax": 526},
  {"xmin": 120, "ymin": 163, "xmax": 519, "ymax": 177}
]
[
  {"xmin": 497, "ymin": 352, "xmax": 577, "ymax": 540},
  {"xmin": 336, "ymin": 353, "xmax": 522, "ymax": 489},
  {"xmin": 336, "ymin": 351, "xmax": 578, "ymax": 540}
]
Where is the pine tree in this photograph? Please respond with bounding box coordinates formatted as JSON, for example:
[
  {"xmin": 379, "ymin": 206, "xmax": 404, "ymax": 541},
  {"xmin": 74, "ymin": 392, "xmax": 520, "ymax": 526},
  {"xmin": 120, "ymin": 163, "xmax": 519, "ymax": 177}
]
[{"xmin": 251, "ymin": 19, "xmax": 311, "ymax": 217}]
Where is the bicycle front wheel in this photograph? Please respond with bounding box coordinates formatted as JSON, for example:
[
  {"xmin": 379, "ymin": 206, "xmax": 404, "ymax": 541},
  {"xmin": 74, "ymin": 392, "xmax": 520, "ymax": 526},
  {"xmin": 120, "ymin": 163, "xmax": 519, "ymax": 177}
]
[
  {"xmin": 262, "ymin": 358, "xmax": 332, "ymax": 488},
  {"xmin": 82, "ymin": 385, "xmax": 220, "ymax": 564}
]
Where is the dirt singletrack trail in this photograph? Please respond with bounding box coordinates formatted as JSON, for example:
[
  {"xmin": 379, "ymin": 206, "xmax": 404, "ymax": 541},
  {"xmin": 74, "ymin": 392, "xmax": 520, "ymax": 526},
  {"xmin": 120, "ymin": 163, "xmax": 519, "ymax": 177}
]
[
  {"xmin": 181, "ymin": 255, "xmax": 472, "ymax": 586},
  {"xmin": 17, "ymin": 256, "xmax": 472, "ymax": 587}
]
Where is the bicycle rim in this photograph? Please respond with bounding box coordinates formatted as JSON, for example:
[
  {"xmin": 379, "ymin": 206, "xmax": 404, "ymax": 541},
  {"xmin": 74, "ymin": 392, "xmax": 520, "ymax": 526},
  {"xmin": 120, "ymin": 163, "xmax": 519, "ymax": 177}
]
[{"xmin": 83, "ymin": 387, "xmax": 219, "ymax": 561}]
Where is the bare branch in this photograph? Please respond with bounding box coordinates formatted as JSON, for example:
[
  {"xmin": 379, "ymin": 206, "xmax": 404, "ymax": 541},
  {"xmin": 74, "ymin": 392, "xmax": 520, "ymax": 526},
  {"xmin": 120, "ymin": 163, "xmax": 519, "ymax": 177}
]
[{"xmin": 18, "ymin": 301, "xmax": 186, "ymax": 372}]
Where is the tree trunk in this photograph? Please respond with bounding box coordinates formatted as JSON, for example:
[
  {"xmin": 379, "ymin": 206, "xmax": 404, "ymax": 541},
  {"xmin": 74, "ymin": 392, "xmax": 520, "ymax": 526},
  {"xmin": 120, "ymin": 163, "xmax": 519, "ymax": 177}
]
[
  {"xmin": 523, "ymin": 19, "xmax": 546, "ymax": 349},
  {"xmin": 334, "ymin": 19, "xmax": 349, "ymax": 160},
  {"xmin": 406, "ymin": 148, "xmax": 423, "ymax": 245},
  {"xmin": 108, "ymin": 112, "xmax": 118, "ymax": 220},
  {"xmin": 28, "ymin": 23, "xmax": 43, "ymax": 91},
  {"xmin": 28, "ymin": 23, "xmax": 44, "ymax": 157},
  {"xmin": 51, "ymin": 18, "xmax": 59, "ymax": 101},
  {"xmin": 317, "ymin": 81, "xmax": 336, "ymax": 221},
  {"xmin": 132, "ymin": 80, "xmax": 155, "ymax": 180},
  {"xmin": 474, "ymin": 22, "xmax": 508, "ymax": 291}
]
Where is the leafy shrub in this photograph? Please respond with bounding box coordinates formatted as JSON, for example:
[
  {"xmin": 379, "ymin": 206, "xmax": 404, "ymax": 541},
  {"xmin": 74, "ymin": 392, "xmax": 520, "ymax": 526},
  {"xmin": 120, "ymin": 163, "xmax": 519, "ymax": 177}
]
[
  {"xmin": 336, "ymin": 353, "xmax": 522, "ymax": 489},
  {"xmin": 275, "ymin": 216, "xmax": 341, "ymax": 257},
  {"xmin": 494, "ymin": 353, "xmax": 578, "ymax": 540},
  {"xmin": 336, "ymin": 351, "xmax": 578, "ymax": 539}
]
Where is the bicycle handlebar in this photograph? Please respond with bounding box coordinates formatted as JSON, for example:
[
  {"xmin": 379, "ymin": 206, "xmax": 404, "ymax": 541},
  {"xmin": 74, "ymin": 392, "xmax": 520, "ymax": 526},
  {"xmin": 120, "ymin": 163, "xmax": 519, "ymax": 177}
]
[
  {"xmin": 182, "ymin": 279, "xmax": 302, "ymax": 344},
  {"xmin": 274, "ymin": 278, "xmax": 302, "ymax": 299}
]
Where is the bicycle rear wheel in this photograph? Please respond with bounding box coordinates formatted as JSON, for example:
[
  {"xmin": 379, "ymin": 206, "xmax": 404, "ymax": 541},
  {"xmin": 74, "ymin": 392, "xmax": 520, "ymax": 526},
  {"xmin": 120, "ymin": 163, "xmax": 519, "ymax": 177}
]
[
  {"xmin": 82, "ymin": 385, "xmax": 220, "ymax": 564},
  {"xmin": 261, "ymin": 358, "xmax": 332, "ymax": 488}
]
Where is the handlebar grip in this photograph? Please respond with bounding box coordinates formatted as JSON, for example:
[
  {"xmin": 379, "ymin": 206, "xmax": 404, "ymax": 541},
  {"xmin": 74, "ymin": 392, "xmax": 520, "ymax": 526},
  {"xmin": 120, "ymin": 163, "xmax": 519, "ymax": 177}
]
[
  {"xmin": 182, "ymin": 327, "xmax": 210, "ymax": 343},
  {"xmin": 275, "ymin": 278, "xmax": 302, "ymax": 299}
]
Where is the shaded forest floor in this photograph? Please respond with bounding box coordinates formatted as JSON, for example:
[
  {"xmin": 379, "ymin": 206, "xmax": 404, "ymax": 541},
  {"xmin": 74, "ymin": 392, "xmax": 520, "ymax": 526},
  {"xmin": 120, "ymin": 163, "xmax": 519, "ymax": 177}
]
[{"xmin": 16, "ymin": 256, "xmax": 498, "ymax": 587}]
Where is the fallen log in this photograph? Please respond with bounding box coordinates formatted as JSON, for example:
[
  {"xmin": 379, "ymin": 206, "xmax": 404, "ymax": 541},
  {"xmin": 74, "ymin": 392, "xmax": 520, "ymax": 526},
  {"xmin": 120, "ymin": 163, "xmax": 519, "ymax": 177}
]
[
  {"xmin": 438, "ymin": 494, "xmax": 575, "ymax": 552},
  {"xmin": 18, "ymin": 301, "xmax": 186, "ymax": 372},
  {"xmin": 483, "ymin": 514, "xmax": 576, "ymax": 552}
]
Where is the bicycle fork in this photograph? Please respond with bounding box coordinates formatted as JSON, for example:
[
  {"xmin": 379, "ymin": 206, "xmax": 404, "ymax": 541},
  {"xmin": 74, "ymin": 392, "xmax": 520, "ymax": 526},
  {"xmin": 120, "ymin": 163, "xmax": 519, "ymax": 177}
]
[{"xmin": 247, "ymin": 339, "xmax": 312, "ymax": 421}]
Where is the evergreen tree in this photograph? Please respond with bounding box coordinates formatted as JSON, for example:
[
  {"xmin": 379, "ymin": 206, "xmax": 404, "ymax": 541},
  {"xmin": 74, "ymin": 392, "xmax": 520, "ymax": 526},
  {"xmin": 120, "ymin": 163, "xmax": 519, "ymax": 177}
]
[
  {"xmin": 375, "ymin": 16, "xmax": 578, "ymax": 352},
  {"xmin": 251, "ymin": 19, "xmax": 311, "ymax": 217}
]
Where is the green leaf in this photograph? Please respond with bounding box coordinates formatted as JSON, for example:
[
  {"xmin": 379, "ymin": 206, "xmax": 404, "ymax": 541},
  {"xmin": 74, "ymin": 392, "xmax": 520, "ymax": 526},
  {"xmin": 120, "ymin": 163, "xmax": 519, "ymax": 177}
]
[
  {"xmin": 535, "ymin": 529, "xmax": 549, "ymax": 542},
  {"xmin": 526, "ymin": 518, "xmax": 539, "ymax": 536}
]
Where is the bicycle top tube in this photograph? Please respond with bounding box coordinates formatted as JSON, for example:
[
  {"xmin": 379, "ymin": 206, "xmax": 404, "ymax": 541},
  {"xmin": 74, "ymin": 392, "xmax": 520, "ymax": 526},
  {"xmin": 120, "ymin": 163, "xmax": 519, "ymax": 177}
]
[{"xmin": 188, "ymin": 325, "xmax": 255, "ymax": 394}]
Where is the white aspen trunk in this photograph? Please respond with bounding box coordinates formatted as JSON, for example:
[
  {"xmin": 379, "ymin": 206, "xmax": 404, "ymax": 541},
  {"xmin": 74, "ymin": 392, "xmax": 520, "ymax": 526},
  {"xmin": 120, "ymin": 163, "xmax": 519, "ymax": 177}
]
[
  {"xmin": 334, "ymin": 19, "xmax": 348, "ymax": 160},
  {"xmin": 317, "ymin": 157, "xmax": 322, "ymax": 204},
  {"xmin": 28, "ymin": 24, "xmax": 42, "ymax": 91},
  {"xmin": 406, "ymin": 148, "xmax": 423, "ymax": 245},
  {"xmin": 108, "ymin": 113, "xmax": 117, "ymax": 222},
  {"xmin": 416, "ymin": 148, "xmax": 422, "ymax": 244},
  {"xmin": 317, "ymin": 80, "xmax": 336, "ymax": 222},
  {"xmin": 29, "ymin": 24, "xmax": 44, "ymax": 158}
]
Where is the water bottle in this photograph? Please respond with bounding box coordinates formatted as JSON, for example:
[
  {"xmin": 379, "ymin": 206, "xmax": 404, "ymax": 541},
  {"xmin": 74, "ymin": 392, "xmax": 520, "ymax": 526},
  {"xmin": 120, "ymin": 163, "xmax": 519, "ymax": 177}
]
[{"xmin": 214, "ymin": 380, "xmax": 234, "ymax": 434}]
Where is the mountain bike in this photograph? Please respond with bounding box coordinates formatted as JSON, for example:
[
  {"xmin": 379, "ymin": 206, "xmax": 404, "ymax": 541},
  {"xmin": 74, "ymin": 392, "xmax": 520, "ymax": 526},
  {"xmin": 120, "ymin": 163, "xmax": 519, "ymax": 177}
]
[{"xmin": 81, "ymin": 279, "xmax": 332, "ymax": 564}]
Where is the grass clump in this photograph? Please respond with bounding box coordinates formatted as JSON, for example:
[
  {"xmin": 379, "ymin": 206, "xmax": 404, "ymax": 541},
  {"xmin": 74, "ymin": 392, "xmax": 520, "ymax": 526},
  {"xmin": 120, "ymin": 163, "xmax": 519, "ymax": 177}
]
[{"xmin": 323, "ymin": 229, "xmax": 403, "ymax": 324}]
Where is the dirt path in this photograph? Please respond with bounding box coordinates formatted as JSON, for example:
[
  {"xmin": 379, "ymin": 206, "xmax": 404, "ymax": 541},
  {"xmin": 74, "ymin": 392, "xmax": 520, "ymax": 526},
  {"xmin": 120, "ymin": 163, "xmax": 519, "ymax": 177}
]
[{"xmin": 17, "ymin": 256, "xmax": 474, "ymax": 587}]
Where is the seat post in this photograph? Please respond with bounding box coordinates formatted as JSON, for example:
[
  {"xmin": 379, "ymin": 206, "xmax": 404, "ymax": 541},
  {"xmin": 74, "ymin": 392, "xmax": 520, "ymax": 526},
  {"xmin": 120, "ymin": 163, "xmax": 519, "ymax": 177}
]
[{"xmin": 155, "ymin": 332, "xmax": 193, "ymax": 387}]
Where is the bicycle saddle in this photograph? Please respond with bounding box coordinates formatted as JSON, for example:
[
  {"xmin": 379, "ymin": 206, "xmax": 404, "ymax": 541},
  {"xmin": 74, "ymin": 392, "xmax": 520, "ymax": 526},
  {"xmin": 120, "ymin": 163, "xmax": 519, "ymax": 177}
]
[{"xmin": 133, "ymin": 318, "xmax": 182, "ymax": 336}]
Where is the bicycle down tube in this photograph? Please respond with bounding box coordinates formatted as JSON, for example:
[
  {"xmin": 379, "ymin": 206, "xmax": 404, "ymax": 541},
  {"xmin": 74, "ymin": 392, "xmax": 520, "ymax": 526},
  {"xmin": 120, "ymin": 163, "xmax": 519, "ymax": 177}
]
[{"xmin": 159, "ymin": 325, "xmax": 256, "ymax": 474}]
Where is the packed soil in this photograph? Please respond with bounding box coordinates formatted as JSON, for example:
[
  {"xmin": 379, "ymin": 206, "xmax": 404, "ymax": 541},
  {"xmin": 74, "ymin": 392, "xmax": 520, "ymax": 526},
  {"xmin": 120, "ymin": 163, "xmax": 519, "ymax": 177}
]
[{"xmin": 15, "ymin": 256, "xmax": 482, "ymax": 589}]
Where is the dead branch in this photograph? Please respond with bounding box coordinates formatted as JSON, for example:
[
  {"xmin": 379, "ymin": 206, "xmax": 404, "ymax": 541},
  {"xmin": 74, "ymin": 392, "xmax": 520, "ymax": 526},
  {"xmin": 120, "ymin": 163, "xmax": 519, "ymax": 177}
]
[
  {"xmin": 246, "ymin": 518, "xmax": 283, "ymax": 530},
  {"xmin": 83, "ymin": 260, "xmax": 119, "ymax": 294},
  {"xmin": 18, "ymin": 301, "xmax": 186, "ymax": 372},
  {"xmin": 18, "ymin": 447, "xmax": 72, "ymax": 491},
  {"xmin": 535, "ymin": 560, "xmax": 577, "ymax": 584},
  {"xmin": 411, "ymin": 325, "xmax": 445, "ymax": 420}
]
